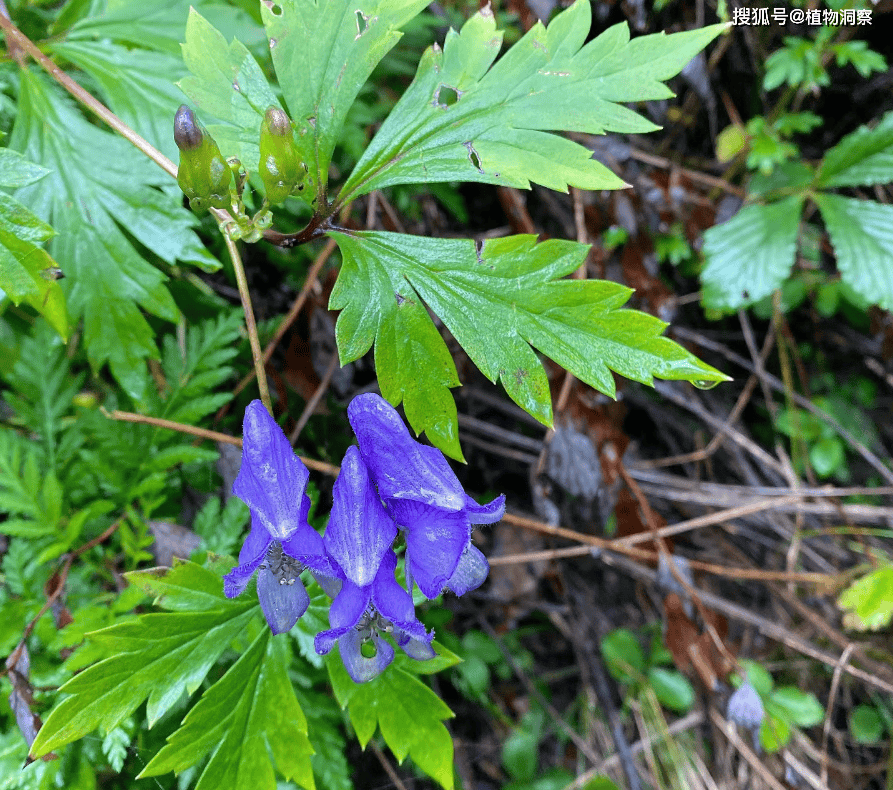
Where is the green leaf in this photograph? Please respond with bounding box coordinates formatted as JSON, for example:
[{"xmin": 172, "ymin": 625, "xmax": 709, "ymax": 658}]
[
  {"xmin": 0, "ymin": 190, "xmax": 67, "ymax": 338},
  {"xmin": 647, "ymin": 667, "xmax": 694, "ymax": 713},
  {"xmin": 736, "ymin": 660, "xmax": 773, "ymax": 696},
  {"xmin": 850, "ymin": 704, "xmax": 885, "ymax": 744},
  {"xmin": 0, "ymin": 147, "xmax": 49, "ymax": 188},
  {"xmin": 332, "ymin": 231, "xmax": 727, "ymax": 458},
  {"xmin": 178, "ymin": 9, "xmax": 281, "ymax": 176},
  {"xmin": 341, "ymin": 1, "xmax": 726, "ymax": 199},
  {"xmin": 29, "ymin": 601, "xmax": 257, "ymax": 756},
  {"xmin": 601, "ymin": 628, "xmax": 645, "ymax": 683},
  {"xmin": 815, "ymin": 194, "xmax": 893, "ymax": 312},
  {"xmin": 701, "ymin": 197, "xmax": 803, "ymax": 311},
  {"xmin": 817, "ymin": 111, "xmax": 893, "ymax": 189},
  {"xmin": 768, "ymin": 687, "xmax": 823, "ymax": 728},
  {"xmin": 809, "ymin": 435, "xmax": 844, "ymax": 478},
  {"xmin": 760, "ymin": 712, "xmax": 791, "ymax": 752},
  {"xmin": 140, "ymin": 632, "xmax": 315, "ymax": 790},
  {"xmin": 125, "ymin": 558, "xmax": 234, "ymax": 612},
  {"xmin": 261, "ymin": 0, "xmax": 430, "ymax": 195},
  {"xmin": 327, "ymin": 651, "xmax": 455, "ymax": 790},
  {"xmin": 10, "ymin": 71, "xmax": 214, "ymax": 400},
  {"xmin": 53, "ymin": 41, "xmax": 190, "ymax": 160},
  {"xmin": 503, "ymin": 729, "xmax": 538, "ymax": 782},
  {"xmin": 838, "ymin": 564, "xmax": 893, "ymax": 631}
]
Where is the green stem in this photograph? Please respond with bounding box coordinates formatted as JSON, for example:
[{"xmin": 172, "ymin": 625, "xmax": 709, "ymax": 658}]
[{"xmin": 224, "ymin": 233, "xmax": 272, "ymax": 413}]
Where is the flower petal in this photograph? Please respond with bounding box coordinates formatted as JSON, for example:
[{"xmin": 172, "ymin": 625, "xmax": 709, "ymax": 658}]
[
  {"xmin": 314, "ymin": 578, "xmax": 371, "ymax": 655},
  {"xmin": 399, "ymin": 636, "xmax": 437, "ymax": 661},
  {"xmin": 348, "ymin": 393, "xmax": 464, "ymax": 511},
  {"xmin": 280, "ymin": 494, "xmax": 330, "ymax": 575},
  {"xmin": 373, "ymin": 552, "xmax": 433, "ymax": 647},
  {"xmin": 256, "ymin": 564, "xmax": 310, "ymax": 634},
  {"xmin": 445, "ymin": 543, "xmax": 489, "ymax": 596},
  {"xmin": 464, "ymin": 493, "xmax": 506, "ymax": 524},
  {"xmin": 338, "ymin": 628, "xmax": 394, "ymax": 684},
  {"xmin": 391, "ymin": 501, "xmax": 469, "ymax": 598},
  {"xmin": 233, "ymin": 400, "xmax": 310, "ymax": 540},
  {"xmin": 325, "ymin": 446, "xmax": 398, "ymax": 587},
  {"xmin": 223, "ymin": 517, "xmax": 272, "ymax": 598}
]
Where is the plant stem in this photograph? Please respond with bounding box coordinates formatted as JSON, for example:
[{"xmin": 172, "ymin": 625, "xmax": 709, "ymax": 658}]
[
  {"xmin": 223, "ymin": 233, "xmax": 272, "ymax": 413},
  {"xmin": 0, "ymin": 13, "xmax": 177, "ymax": 179}
]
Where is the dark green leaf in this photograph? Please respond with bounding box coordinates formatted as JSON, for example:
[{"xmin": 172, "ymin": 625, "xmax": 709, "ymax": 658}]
[
  {"xmin": 30, "ymin": 602, "xmax": 257, "ymax": 755},
  {"xmin": 601, "ymin": 628, "xmax": 645, "ymax": 683},
  {"xmin": 125, "ymin": 559, "xmax": 233, "ymax": 612},
  {"xmin": 10, "ymin": 72, "xmax": 215, "ymax": 399},
  {"xmin": 647, "ymin": 667, "xmax": 694, "ymax": 712},
  {"xmin": 332, "ymin": 231, "xmax": 726, "ymax": 458},
  {"xmin": 327, "ymin": 651, "xmax": 455, "ymax": 790},
  {"xmin": 850, "ymin": 704, "xmax": 885, "ymax": 744},
  {"xmin": 140, "ymin": 632, "xmax": 315, "ymax": 790}
]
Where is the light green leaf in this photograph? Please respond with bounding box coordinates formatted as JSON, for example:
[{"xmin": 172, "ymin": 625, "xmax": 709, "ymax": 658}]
[
  {"xmin": 0, "ymin": 147, "xmax": 49, "ymax": 188},
  {"xmin": 817, "ymin": 111, "xmax": 893, "ymax": 189},
  {"xmin": 53, "ymin": 41, "xmax": 190, "ymax": 161},
  {"xmin": 601, "ymin": 628, "xmax": 645, "ymax": 683},
  {"xmin": 178, "ymin": 9, "xmax": 281, "ymax": 175},
  {"xmin": 769, "ymin": 687, "xmax": 824, "ymax": 728},
  {"xmin": 0, "ymin": 206, "xmax": 67, "ymax": 338},
  {"xmin": 261, "ymin": 0, "xmax": 431, "ymax": 195},
  {"xmin": 815, "ymin": 194, "xmax": 893, "ymax": 312},
  {"xmin": 340, "ymin": 1, "xmax": 726, "ymax": 199},
  {"xmin": 10, "ymin": 71, "xmax": 214, "ymax": 399},
  {"xmin": 327, "ymin": 651, "xmax": 455, "ymax": 790},
  {"xmin": 332, "ymin": 231, "xmax": 727, "ymax": 457},
  {"xmin": 140, "ymin": 632, "xmax": 315, "ymax": 790},
  {"xmin": 760, "ymin": 712, "xmax": 791, "ymax": 752},
  {"xmin": 125, "ymin": 558, "xmax": 234, "ymax": 612},
  {"xmin": 701, "ymin": 197, "xmax": 803, "ymax": 311},
  {"xmin": 65, "ymin": 0, "xmax": 265, "ymax": 57},
  {"xmin": 838, "ymin": 564, "xmax": 893, "ymax": 631},
  {"xmin": 30, "ymin": 602, "xmax": 258, "ymax": 756},
  {"xmin": 647, "ymin": 667, "xmax": 695, "ymax": 712}
]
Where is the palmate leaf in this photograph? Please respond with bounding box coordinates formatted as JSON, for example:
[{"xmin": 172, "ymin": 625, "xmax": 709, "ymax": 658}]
[
  {"xmin": 327, "ymin": 650, "xmax": 456, "ymax": 790},
  {"xmin": 29, "ymin": 572, "xmax": 257, "ymax": 756},
  {"xmin": 817, "ymin": 110, "xmax": 893, "ymax": 189},
  {"xmin": 701, "ymin": 196, "xmax": 804, "ymax": 311},
  {"xmin": 815, "ymin": 194, "xmax": 893, "ymax": 312},
  {"xmin": 332, "ymin": 231, "xmax": 727, "ymax": 459},
  {"xmin": 0, "ymin": 149, "xmax": 66, "ymax": 337},
  {"xmin": 339, "ymin": 1, "xmax": 726, "ymax": 200},
  {"xmin": 260, "ymin": 0, "xmax": 431, "ymax": 195},
  {"xmin": 140, "ymin": 631, "xmax": 315, "ymax": 790},
  {"xmin": 10, "ymin": 71, "xmax": 218, "ymax": 400}
]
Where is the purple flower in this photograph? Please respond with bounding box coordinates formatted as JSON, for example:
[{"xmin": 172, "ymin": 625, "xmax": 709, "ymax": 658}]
[
  {"xmin": 223, "ymin": 400, "xmax": 331, "ymax": 634},
  {"xmin": 314, "ymin": 446, "xmax": 434, "ymax": 682},
  {"xmin": 347, "ymin": 394, "xmax": 505, "ymax": 600}
]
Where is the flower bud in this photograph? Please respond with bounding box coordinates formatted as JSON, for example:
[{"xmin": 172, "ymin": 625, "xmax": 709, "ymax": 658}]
[
  {"xmin": 173, "ymin": 105, "xmax": 232, "ymax": 212},
  {"xmin": 727, "ymin": 680, "xmax": 765, "ymax": 731},
  {"xmin": 259, "ymin": 106, "xmax": 305, "ymax": 204}
]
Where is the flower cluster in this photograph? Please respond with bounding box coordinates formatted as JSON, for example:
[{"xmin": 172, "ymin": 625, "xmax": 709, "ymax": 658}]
[{"xmin": 223, "ymin": 395, "xmax": 505, "ymax": 682}]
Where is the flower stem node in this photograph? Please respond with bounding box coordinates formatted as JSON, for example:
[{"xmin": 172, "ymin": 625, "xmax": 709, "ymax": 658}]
[
  {"xmin": 173, "ymin": 105, "xmax": 232, "ymax": 212},
  {"xmin": 259, "ymin": 106, "xmax": 308, "ymax": 204}
]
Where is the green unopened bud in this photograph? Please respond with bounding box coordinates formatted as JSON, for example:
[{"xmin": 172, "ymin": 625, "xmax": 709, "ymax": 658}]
[
  {"xmin": 174, "ymin": 105, "xmax": 232, "ymax": 212},
  {"xmin": 259, "ymin": 106, "xmax": 304, "ymax": 204}
]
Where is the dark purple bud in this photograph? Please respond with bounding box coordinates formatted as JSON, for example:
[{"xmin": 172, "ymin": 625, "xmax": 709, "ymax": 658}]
[
  {"xmin": 264, "ymin": 106, "xmax": 291, "ymax": 137},
  {"xmin": 174, "ymin": 105, "xmax": 203, "ymax": 151}
]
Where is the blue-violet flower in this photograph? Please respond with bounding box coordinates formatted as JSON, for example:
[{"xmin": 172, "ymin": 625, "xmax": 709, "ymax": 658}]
[
  {"xmin": 347, "ymin": 393, "xmax": 505, "ymax": 600},
  {"xmin": 315, "ymin": 446, "xmax": 434, "ymax": 682},
  {"xmin": 224, "ymin": 400, "xmax": 331, "ymax": 634}
]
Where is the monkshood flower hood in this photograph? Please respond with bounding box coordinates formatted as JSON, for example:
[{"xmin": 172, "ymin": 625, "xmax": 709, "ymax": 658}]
[
  {"xmin": 223, "ymin": 400, "xmax": 331, "ymax": 634},
  {"xmin": 347, "ymin": 394, "xmax": 506, "ymax": 599},
  {"xmin": 315, "ymin": 446, "xmax": 434, "ymax": 682}
]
